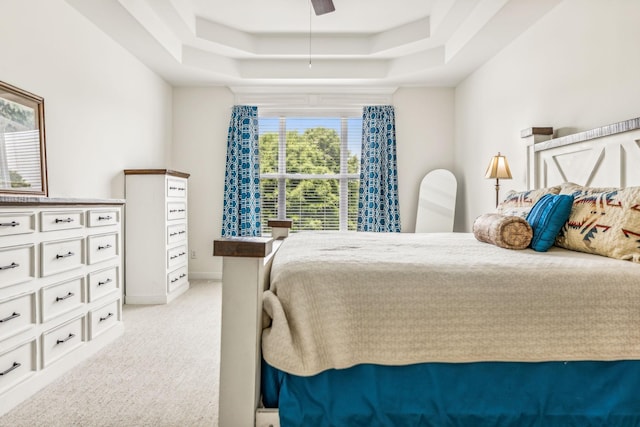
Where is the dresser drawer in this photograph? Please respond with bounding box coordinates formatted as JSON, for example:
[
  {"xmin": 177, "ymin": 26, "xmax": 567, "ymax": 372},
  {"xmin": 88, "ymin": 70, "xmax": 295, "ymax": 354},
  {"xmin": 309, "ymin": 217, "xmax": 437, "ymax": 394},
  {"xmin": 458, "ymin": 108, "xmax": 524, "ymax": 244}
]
[
  {"xmin": 40, "ymin": 211, "xmax": 83, "ymax": 232},
  {"xmin": 167, "ymin": 266, "xmax": 188, "ymax": 293},
  {"xmin": 87, "ymin": 233, "xmax": 118, "ymax": 265},
  {"xmin": 0, "ymin": 293, "xmax": 36, "ymax": 342},
  {"xmin": 41, "ymin": 316, "xmax": 84, "ymax": 368},
  {"xmin": 87, "ymin": 267, "xmax": 118, "ymax": 302},
  {"xmin": 0, "ymin": 212, "xmax": 36, "ymax": 237},
  {"xmin": 87, "ymin": 209, "xmax": 119, "ymax": 227},
  {"xmin": 166, "ymin": 178, "xmax": 187, "ymax": 198},
  {"xmin": 167, "ymin": 202, "xmax": 186, "ymax": 221},
  {"xmin": 0, "ymin": 339, "xmax": 36, "ymax": 396},
  {"xmin": 41, "ymin": 277, "xmax": 84, "ymax": 323},
  {"xmin": 167, "ymin": 245, "xmax": 187, "ymax": 268},
  {"xmin": 167, "ymin": 223, "xmax": 187, "ymax": 244},
  {"xmin": 89, "ymin": 299, "xmax": 120, "ymax": 340},
  {"xmin": 0, "ymin": 244, "xmax": 35, "ymax": 290},
  {"xmin": 41, "ymin": 238, "xmax": 84, "ymax": 277}
]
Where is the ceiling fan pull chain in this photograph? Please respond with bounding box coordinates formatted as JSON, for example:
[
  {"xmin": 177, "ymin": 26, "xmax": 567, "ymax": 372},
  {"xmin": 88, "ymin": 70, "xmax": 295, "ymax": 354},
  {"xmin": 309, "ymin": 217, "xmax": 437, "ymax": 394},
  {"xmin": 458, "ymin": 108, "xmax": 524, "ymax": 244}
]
[{"xmin": 309, "ymin": 0, "xmax": 312, "ymax": 68}]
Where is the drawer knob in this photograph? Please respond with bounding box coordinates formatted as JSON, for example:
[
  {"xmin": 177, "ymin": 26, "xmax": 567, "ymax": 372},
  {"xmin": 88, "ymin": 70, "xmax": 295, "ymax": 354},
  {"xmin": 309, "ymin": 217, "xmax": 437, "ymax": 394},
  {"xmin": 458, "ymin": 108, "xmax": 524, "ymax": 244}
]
[
  {"xmin": 56, "ymin": 333, "xmax": 75, "ymax": 345},
  {"xmin": 99, "ymin": 312, "xmax": 114, "ymax": 322},
  {"xmin": 97, "ymin": 244, "xmax": 112, "ymax": 250},
  {"xmin": 55, "ymin": 292, "xmax": 74, "ymax": 302},
  {"xmin": 0, "ymin": 262, "xmax": 20, "ymax": 271},
  {"xmin": 97, "ymin": 215, "xmax": 113, "ymax": 221},
  {"xmin": 0, "ymin": 312, "xmax": 20, "ymax": 323},
  {"xmin": 97, "ymin": 278, "xmax": 112, "ymax": 287},
  {"xmin": 0, "ymin": 221, "xmax": 20, "ymax": 227},
  {"xmin": 55, "ymin": 218, "xmax": 74, "ymax": 223},
  {"xmin": 0, "ymin": 362, "xmax": 21, "ymax": 376},
  {"xmin": 55, "ymin": 251, "xmax": 74, "ymax": 259}
]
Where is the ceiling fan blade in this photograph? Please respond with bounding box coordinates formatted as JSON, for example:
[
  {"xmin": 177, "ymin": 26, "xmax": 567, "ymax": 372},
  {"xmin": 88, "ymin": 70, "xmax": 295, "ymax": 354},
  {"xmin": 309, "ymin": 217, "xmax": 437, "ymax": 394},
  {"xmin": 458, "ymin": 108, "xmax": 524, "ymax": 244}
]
[{"xmin": 310, "ymin": 0, "xmax": 335, "ymax": 15}]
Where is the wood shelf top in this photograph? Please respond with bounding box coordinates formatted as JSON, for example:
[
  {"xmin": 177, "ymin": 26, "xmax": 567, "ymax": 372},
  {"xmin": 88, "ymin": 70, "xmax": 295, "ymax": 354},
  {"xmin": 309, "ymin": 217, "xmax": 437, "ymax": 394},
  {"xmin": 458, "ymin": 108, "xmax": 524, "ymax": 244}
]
[
  {"xmin": 0, "ymin": 196, "xmax": 125, "ymax": 206},
  {"xmin": 124, "ymin": 169, "xmax": 190, "ymax": 179},
  {"xmin": 213, "ymin": 237, "xmax": 274, "ymax": 258},
  {"xmin": 267, "ymin": 219, "xmax": 293, "ymax": 228}
]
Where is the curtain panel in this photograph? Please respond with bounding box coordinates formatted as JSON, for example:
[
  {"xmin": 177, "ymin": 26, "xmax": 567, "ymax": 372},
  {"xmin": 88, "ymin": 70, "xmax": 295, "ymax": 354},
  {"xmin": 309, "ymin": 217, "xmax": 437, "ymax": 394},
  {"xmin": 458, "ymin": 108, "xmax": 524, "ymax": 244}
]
[
  {"xmin": 358, "ymin": 105, "xmax": 401, "ymax": 232},
  {"xmin": 221, "ymin": 105, "xmax": 262, "ymax": 237}
]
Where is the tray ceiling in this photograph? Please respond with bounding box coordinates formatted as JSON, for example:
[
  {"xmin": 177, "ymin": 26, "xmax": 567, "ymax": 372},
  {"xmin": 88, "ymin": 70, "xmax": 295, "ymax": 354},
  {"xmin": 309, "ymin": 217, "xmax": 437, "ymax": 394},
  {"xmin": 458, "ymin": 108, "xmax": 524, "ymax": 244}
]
[{"xmin": 67, "ymin": 0, "xmax": 561, "ymax": 88}]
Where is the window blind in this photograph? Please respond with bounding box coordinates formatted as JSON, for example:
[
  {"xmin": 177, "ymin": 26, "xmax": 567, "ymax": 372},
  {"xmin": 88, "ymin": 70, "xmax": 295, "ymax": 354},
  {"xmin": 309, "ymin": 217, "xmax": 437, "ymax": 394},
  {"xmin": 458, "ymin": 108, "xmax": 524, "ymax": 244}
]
[{"xmin": 259, "ymin": 115, "xmax": 362, "ymax": 234}]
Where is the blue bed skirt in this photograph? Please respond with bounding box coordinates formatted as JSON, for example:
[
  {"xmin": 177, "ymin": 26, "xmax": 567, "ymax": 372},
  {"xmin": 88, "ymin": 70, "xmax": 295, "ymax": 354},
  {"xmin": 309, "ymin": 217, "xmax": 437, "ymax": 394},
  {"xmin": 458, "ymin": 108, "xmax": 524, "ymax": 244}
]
[{"xmin": 262, "ymin": 359, "xmax": 640, "ymax": 427}]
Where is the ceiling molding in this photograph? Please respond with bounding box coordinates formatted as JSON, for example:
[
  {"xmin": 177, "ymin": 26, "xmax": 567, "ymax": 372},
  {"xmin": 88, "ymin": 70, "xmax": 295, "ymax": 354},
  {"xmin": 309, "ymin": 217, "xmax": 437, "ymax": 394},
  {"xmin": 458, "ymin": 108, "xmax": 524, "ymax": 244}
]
[
  {"xmin": 232, "ymin": 88, "xmax": 395, "ymax": 111},
  {"xmin": 66, "ymin": 0, "xmax": 562, "ymax": 88}
]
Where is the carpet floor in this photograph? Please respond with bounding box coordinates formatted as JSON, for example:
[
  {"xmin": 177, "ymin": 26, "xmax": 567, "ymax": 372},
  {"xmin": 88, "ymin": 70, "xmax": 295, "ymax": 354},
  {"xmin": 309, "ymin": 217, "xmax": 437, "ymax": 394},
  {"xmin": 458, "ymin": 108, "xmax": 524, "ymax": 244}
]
[{"xmin": 0, "ymin": 280, "xmax": 221, "ymax": 427}]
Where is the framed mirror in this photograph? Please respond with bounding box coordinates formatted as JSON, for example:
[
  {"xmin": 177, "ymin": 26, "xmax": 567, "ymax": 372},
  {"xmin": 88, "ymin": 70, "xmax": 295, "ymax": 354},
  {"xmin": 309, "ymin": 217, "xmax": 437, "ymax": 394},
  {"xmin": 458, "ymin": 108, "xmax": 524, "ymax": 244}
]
[{"xmin": 0, "ymin": 81, "xmax": 48, "ymax": 196}]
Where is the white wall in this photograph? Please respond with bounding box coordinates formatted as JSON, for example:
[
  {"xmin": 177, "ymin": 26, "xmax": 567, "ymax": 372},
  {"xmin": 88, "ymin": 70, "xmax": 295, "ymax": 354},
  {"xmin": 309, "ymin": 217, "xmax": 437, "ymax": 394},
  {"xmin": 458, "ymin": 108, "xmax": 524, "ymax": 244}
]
[
  {"xmin": 394, "ymin": 87, "xmax": 455, "ymax": 232},
  {"xmin": 454, "ymin": 0, "xmax": 640, "ymax": 231},
  {"xmin": 0, "ymin": 0, "xmax": 172, "ymax": 199},
  {"xmin": 174, "ymin": 87, "xmax": 455, "ymax": 278},
  {"xmin": 172, "ymin": 87, "xmax": 235, "ymax": 279}
]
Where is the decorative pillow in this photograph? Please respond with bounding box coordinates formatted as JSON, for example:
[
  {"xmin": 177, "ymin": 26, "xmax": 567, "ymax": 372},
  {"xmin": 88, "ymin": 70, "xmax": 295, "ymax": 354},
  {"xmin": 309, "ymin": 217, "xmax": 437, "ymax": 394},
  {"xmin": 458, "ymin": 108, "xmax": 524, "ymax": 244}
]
[
  {"xmin": 556, "ymin": 184, "xmax": 640, "ymax": 262},
  {"xmin": 526, "ymin": 194, "xmax": 574, "ymax": 252},
  {"xmin": 473, "ymin": 213, "xmax": 533, "ymax": 250},
  {"xmin": 496, "ymin": 186, "xmax": 561, "ymax": 218},
  {"xmin": 560, "ymin": 182, "xmax": 618, "ymax": 195}
]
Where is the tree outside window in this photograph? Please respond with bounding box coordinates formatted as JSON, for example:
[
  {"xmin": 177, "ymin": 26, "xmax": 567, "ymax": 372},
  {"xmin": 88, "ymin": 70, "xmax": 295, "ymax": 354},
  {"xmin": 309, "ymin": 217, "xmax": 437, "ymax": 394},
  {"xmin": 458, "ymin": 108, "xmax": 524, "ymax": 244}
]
[{"xmin": 259, "ymin": 116, "xmax": 361, "ymax": 233}]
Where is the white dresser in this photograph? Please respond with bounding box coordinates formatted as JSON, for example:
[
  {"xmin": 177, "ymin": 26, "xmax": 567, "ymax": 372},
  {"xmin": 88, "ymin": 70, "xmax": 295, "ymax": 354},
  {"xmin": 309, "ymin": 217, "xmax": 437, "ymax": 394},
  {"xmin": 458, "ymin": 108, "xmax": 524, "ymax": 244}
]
[
  {"xmin": 124, "ymin": 169, "xmax": 190, "ymax": 304},
  {"xmin": 0, "ymin": 197, "xmax": 124, "ymax": 416}
]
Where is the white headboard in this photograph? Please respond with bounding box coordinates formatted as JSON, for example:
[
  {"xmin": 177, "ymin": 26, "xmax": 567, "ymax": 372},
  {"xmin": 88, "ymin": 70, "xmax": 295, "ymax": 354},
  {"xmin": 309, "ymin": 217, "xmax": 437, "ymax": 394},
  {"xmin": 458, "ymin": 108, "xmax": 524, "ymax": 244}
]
[{"xmin": 522, "ymin": 117, "xmax": 640, "ymax": 190}]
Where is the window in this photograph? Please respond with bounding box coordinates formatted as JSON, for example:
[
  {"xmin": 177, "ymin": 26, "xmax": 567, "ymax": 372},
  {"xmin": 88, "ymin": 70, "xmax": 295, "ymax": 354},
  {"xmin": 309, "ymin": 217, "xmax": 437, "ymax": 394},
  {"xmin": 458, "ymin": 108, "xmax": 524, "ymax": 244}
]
[{"xmin": 259, "ymin": 114, "xmax": 362, "ymax": 234}]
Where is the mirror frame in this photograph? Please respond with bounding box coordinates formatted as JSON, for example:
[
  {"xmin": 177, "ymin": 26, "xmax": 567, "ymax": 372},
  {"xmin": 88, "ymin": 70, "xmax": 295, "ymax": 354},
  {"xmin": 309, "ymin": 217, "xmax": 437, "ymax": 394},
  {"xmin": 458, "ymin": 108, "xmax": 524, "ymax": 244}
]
[{"xmin": 0, "ymin": 80, "xmax": 48, "ymax": 197}]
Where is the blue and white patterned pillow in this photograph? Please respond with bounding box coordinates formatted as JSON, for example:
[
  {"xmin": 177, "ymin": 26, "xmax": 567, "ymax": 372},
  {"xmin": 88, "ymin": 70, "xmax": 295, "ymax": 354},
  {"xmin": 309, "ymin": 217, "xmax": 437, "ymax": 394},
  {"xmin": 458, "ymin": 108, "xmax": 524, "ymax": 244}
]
[{"xmin": 496, "ymin": 186, "xmax": 561, "ymax": 218}]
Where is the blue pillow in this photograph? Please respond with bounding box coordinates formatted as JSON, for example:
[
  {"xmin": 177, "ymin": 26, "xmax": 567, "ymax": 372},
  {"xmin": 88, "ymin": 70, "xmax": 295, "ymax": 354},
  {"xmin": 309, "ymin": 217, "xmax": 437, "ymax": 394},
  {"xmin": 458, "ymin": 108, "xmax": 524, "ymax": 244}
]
[{"xmin": 526, "ymin": 194, "xmax": 574, "ymax": 252}]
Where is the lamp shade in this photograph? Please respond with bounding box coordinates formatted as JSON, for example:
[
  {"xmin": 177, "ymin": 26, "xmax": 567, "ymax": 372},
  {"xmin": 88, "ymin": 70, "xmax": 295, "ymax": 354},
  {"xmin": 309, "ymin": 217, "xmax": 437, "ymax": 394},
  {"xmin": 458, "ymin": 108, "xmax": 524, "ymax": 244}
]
[{"xmin": 485, "ymin": 152, "xmax": 512, "ymax": 180}]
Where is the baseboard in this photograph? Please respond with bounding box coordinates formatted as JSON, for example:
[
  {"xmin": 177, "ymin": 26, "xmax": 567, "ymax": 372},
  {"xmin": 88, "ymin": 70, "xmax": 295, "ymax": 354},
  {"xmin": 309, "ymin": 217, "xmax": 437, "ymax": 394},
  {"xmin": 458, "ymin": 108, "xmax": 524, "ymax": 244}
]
[
  {"xmin": 124, "ymin": 295, "xmax": 169, "ymax": 304},
  {"xmin": 189, "ymin": 271, "xmax": 222, "ymax": 281},
  {"xmin": 256, "ymin": 408, "xmax": 279, "ymax": 427},
  {"xmin": 125, "ymin": 282, "xmax": 192, "ymax": 305}
]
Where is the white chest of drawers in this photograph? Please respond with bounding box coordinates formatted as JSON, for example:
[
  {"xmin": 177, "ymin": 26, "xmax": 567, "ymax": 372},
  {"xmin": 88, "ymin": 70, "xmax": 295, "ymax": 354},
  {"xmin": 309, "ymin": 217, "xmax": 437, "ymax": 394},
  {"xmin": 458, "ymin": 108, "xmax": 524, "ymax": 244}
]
[
  {"xmin": 0, "ymin": 197, "xmax": 124, "ymax": 416},
  {"xmin": 124, "ymin": 169, "xmax": 190, "ymax": 304}
]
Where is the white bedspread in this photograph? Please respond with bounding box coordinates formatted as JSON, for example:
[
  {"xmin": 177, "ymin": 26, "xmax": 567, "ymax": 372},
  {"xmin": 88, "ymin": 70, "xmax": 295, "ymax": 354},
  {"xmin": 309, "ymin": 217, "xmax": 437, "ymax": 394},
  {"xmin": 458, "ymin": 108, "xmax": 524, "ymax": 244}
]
[{"xmin": 261, "ymin": 232, "xmax": 640, "ymax": 376}]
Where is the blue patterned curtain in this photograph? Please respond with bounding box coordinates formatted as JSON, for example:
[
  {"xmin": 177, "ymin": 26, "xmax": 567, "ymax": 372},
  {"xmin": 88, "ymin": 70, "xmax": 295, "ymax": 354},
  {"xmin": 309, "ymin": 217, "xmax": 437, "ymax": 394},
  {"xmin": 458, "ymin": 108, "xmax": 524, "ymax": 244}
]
[
  {"xmin": 358, "ymin": 105, "xmax": 401, "ymax": 232},
  {"xmin": 221, "ymin": 105, "xmax": 261, "ymax": 237}
]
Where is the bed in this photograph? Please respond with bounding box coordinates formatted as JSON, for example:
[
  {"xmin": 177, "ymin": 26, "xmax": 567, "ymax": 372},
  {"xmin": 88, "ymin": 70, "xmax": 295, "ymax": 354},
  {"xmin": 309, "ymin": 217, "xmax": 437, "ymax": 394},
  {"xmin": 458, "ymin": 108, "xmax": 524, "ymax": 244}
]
[{"xmin": 213, "ymin": 117, "xmax": 640, "ymax": 427}]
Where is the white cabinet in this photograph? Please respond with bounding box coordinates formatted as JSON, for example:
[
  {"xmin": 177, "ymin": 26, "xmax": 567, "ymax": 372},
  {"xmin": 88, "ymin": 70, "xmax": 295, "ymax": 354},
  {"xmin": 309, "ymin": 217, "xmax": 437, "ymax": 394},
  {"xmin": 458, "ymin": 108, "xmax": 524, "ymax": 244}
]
[
  {"xmin": 0, "ymin": 198, "xmax": 124, "ymax": 416},
  {"xmin": 124, "ymin": 169, "xmax": 190, "ymax": 304}
]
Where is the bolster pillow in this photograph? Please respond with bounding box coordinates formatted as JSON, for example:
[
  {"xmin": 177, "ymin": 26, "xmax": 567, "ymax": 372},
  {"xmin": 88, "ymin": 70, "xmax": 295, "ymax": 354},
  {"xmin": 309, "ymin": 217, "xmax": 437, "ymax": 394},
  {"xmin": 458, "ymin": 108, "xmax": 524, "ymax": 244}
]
[{"xmin": 473, "ymin": 213, "xmax": 533, "ymax": 250}]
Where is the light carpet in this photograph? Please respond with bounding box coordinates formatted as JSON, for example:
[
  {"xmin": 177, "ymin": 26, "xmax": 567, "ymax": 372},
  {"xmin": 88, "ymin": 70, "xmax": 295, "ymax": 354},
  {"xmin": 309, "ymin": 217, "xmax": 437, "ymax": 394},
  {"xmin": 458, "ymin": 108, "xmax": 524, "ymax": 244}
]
[{"xmin": 0, "ymin": 280, "xmax": 221, "ymax": 427}]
